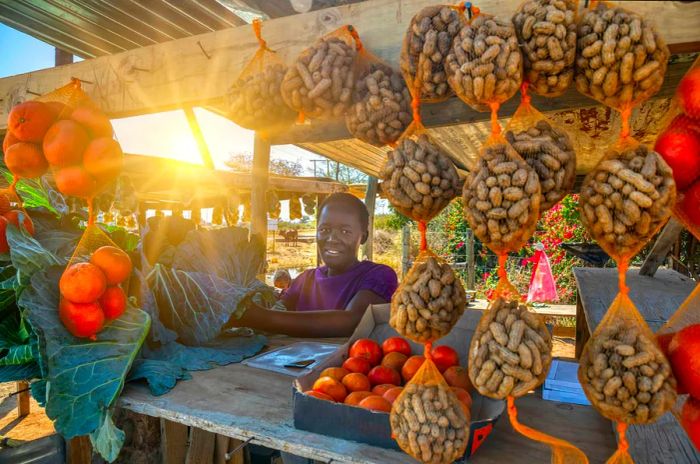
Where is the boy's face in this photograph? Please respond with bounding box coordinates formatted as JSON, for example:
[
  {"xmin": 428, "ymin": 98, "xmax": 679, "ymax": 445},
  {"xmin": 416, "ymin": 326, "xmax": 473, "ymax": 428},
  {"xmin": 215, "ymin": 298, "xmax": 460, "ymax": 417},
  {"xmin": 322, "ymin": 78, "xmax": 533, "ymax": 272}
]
[{"xmin": 316, "ymin": 205, "xmax": 366, "ymax": 271}]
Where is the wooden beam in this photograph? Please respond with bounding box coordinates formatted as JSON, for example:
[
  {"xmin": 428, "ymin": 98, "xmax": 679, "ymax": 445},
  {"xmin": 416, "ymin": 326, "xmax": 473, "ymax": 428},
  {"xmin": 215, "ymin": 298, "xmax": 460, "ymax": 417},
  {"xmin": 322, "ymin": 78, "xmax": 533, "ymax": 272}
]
[
  {"xmin": 185, "ymin": 428, "xmax": 216, "ymax": 464},
  {"xmin": 183, "ymin": 107, "xmax": 215, "ymax": 169},
  {"xmin": 55, "ymin": 48, "xmax": 73, "ymax": 66},
  {"xmin": 1, "ymin": 0, "xmax": 699, "ymax": 130},
  {"xmin": 362, "ymin": 176, "xmax": 378, "ymax": 261},
  {"xmin": 250, "ymin": 133, "xmax": 270, "ymax": 244},
  {"xmin": 640, "ymin": 218, "xmax": 685, "ymax": 277},
  {"xmin": 66, "ymin": 436, "xmax": 92, "ymax": 464},
  {"xmin": 161, "ymin": 419, "xmax": 189, "ymax": 464},
  {"xmin": 16, "ymin": 381, "xmax": 29, "ymax": 417}
]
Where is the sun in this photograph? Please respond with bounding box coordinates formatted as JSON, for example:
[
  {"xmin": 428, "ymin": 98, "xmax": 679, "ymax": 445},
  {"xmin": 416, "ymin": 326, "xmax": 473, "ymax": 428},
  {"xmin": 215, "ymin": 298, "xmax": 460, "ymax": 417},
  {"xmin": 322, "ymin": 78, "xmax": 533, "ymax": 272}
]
[{"xmin": 165, "ymin": 131, "xmax": 202, "ymax": 165}]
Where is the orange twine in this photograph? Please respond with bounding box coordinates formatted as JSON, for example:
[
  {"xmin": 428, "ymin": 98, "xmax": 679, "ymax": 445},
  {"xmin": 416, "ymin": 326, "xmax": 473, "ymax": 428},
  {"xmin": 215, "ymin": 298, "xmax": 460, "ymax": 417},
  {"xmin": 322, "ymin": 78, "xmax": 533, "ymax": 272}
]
[
  {"xmin": 520, "ymin": 81, "xmax": 531, "ymax": 106},
  {"xmin": 489, "ymin": 101, "xmax": 501, "ymax": 136},
  {"xmin": 620, "ymin": 106, "xmax": 632, "ymax": 140},
  {"xmin": 618, "ymin": 259, "xmax": 629, "ymax": 295},
  {"xmin": 497, "ymin": 253, "xmax": 508, "ymax": 280},
  {"xmin": 418, "ymin": 221, "xmax": 428, "ymax": 251},
  {"xmin": 411, "ymin": 93, "xmax": 422, "ymax": 128},
  {"xmin": 617, "ymin": 422, "xmax": 629, "ymax": 453},
  {"xmin": 252, "ymin": 19, "xmax": 273, "ymax": 52},
  {"xmin": 423, "ymin": 341, "xmax": 433, "ymax": 359},
  {"xmin": 346, "ymin": 25, "xmax": 364, "ymax": 52}
]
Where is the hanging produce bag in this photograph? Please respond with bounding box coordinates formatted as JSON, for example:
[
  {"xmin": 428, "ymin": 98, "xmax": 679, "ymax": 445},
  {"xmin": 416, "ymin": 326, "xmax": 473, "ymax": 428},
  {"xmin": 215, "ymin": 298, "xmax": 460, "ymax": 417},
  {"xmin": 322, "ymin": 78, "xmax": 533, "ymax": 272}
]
[
  {"xmin": 267, "ymin": 191, "xmax": 281, "ymax": 220},
  {"xmin": 281, "ymin": 25, "xmax": 360, "ymax": 120},
  {"xmin": 526, "ymin": 244, "xmax": 558, "ymax": 303},
  {"xmin": 653, "ymin": 56, "xmax": 700, "ymax": 240},
  {"xmin": 400, "ymin": 3, "xmax": 466, "ymax": 103},
  {"xmin": 390, "ymin": 355, "xmax": 469, "ymax": 464},
  {"xmin": 575, "ymin": 1, "xmax": 669, "ymax": 116},
  {"xmin": 227, "ymin": 19, "xmax": 296, "ymax": 134},
  {"xmin": 445, "ymin": 5, "xmax": 523, "ymax": 112},
  {"xmin": 505, "ymin": 83, "xmax": 577, "ymax": 212},
  {"xmin": 346, "ymin": 43, "xmax": 412, "ymax": 147},
  {"xmin": 390, "ymin": 249, "xmax": 466, "ymax": 343},
  {"xmin": 512, "ymin": 0, "xmax": 577, "ymax": 97},
  {"xmin": 59, "ymin": 224, "xmax": 133, "ymax": 340},
  {"xmin": 289, "ymin": 195, "xmax": 302, "ymax": 220}
]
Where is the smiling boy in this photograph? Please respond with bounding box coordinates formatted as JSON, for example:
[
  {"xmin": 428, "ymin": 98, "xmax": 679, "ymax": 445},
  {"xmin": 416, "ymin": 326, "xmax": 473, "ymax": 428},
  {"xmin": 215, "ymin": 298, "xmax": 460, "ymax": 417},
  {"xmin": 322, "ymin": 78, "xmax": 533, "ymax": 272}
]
[{"xmin": 232, "ymin": 193, "xmax": 398, "ymax": 337}]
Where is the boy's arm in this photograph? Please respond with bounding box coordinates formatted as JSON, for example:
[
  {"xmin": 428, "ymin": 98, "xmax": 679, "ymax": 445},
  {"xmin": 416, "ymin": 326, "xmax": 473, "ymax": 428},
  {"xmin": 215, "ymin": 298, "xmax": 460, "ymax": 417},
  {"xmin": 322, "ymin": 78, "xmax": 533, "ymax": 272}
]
[{"xmin": 233, "ymin": 290, "xmax": 387, "ymax": 337}]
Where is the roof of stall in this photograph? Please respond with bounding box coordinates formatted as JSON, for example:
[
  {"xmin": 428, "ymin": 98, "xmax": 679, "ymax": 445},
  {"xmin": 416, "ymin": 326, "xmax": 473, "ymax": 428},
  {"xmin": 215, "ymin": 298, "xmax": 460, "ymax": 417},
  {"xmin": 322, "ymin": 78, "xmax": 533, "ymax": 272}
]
[{"xmin": 1, "ymin": 1, "xmax": 699, "ymax": 177}]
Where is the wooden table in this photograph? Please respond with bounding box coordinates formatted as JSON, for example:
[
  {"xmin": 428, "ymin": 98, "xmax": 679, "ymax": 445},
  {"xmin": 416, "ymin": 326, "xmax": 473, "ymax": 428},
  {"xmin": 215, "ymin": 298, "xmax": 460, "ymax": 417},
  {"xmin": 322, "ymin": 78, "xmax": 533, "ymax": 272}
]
[
  {"xmin": 118, "ymin": 335, "xmax": 616, "ymax": 464},
  {"xmin": 573, "ymin": 267, "xmax": 699, "ymax": 464}
]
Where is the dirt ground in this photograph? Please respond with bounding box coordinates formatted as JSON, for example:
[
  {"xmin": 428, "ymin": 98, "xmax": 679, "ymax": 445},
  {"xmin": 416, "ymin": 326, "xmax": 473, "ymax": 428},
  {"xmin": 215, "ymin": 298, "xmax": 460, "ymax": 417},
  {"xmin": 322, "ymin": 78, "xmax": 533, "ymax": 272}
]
[{"xmin": 0, "ymin": 382, "xmax": 54, "ymax": 445}]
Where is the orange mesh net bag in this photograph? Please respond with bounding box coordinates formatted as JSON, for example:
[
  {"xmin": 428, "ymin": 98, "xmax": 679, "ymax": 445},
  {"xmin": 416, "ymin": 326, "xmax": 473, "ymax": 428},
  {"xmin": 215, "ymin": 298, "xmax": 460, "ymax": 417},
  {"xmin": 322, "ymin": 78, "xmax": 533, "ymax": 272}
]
[
  {"xmin": 653, "ymin": 55, "xmax": 700, "ymax": 240},
  {"xmin": 227, "ymin": 19, "xmax": 296, "ymax": 135},
  {"xmin": 389, "ymin": 248, "xmax": 466, "ymax": 344},
  {"xmin": 281, "ymin": 25, "xmax": 361, "ymax": 121},
  {"xmin": 512, "ymin": 0, "xmax": 578, "ymax": 98},
  {"xmin": 445, "ymin": 3, "xmax": 523, "ymax": 113},
  {"xmin": 468, "ymin": 267, "xmax": 589, "ymax": 463},
  {"xmin": 390, "ymin": 349, "xmax": 470, "ymax": 464},
  {"xmin": 400, "ymin": 3, "xmax": 466, "ymax": 103},
  {"xmin": 505, "ymin": 83, "xmax": 577, "ymax": 213},
  {"xmin": 575, "ymin": 1, "xmax": 669, "ymax": 118},
  {"xmin": 345, "ymin": 42, "xmax": 412, "ymax": 147}
]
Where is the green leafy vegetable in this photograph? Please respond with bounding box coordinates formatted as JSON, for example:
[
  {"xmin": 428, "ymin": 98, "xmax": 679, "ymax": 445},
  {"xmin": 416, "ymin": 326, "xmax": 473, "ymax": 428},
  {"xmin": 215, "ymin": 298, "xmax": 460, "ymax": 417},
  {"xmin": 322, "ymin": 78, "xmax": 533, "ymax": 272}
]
[
  {"xmin": 0, "ymin": 363, "xmax": 39, "ymax": 382},
  {"xmin": 126, "ymin": 358, "xmax": 191, "ymax": 396},
  {"xmin": 90, "ymin": 410, "xmax": 126, "ymax": 463}
]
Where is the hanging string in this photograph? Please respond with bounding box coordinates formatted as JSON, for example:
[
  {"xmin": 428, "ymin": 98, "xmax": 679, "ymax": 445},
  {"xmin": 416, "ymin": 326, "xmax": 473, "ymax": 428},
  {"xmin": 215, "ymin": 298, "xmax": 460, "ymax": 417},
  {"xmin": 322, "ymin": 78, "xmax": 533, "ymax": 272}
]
[
  {"xmin": 617, "ymin": 422, "xmax": 629, "ymax": 454},
  {"xmin": 497, "ymin": 253, "xmax": 508, "ymax": 280},
  {"xmin": 252, "ymin": 19, "xmax": 273, "ymax": 53},
  {"xmin": 619, "ymin": 106, "xmax": 632, "ymax": 140},
  {"xmin": 617, "ymin": 258, "xmax": 629, "ymax": 295},
  {"xmin": 520, "ymin": 81, "xmax": 531, "ymax": 106},
  {"xmin": 423, "ymin": 341, "xmax": 433, "ymax": 359},
  {"xmin": 489, "ymin": 101, "xmax": 501, "ymax": 136},
  {"xmin": 346, "ymin": 25, "xmax": 364, "ymax": 53},
  {"xmin": 418, "ymin": 221, "xmax": 428, "ymax": 251}
]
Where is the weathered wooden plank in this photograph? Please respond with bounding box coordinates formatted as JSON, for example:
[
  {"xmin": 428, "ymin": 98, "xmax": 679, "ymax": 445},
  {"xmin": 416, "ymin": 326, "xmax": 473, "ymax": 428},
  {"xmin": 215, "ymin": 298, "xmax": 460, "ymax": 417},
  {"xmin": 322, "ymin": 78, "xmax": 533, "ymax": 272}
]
[
  {"xmin": 16, "ymin": 380, "xmax": 29, "ymax": 417},
  {"xmin": 362, "ymin": 176, "xmax": 378, "ymax": 261},
  {"xmin": 214, "ymin": 434, "xmax": 229, "ymax": 464},
  {"xmin": 186, "ymin": 428, "xmax": 216, "ymax": 464},
  {"xmin": 1, "ymin": 1, "xmax": 699, "ymax": 131},
  {"xmin": 226, "ymin": 438, "xmax": 246, "ymax": 464},
  {"xmin": 162, "ymin": 418, "xmax": 189, "ymax": 464},
  {"xmin": 640, "ymin": 218, "xmax": 685, "ymax": 277},
  {"xmin": 66, "ymin": 436, "xmax": 92, "ymax": 464},
  {"xmin": 625, "ymin": 411, "xmax": 700, "ymax": 464},
  {"xmin": 251, "ymin": 133, "xmax": 270, "ymax": 251},
  {"xmin": 118, "ymin": 332, "xmax": 616, "ymax": 464}
]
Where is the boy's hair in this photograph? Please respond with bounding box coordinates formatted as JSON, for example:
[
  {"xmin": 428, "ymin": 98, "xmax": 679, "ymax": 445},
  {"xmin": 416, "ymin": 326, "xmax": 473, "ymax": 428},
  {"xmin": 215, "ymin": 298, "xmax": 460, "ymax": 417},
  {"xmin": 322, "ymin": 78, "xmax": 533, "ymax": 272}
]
[{"xmin": 319, "ymin": 192, "xmax": 369, "ymax": 231}]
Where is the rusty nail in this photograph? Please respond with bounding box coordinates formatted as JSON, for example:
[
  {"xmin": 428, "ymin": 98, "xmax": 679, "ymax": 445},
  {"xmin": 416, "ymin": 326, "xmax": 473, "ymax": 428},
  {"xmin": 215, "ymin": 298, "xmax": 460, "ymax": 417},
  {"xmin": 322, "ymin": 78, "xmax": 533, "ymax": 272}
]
[
  {"xmin": 224, "ymin": 437, "xmax": 253, "ymax": 460},
  {"xmin": 26, "ymin": 90, "xmax": 41, "ymax": 96},
  {"xmin": 197, "ymin": 41, "xmax": 211, "ymax": 60}
]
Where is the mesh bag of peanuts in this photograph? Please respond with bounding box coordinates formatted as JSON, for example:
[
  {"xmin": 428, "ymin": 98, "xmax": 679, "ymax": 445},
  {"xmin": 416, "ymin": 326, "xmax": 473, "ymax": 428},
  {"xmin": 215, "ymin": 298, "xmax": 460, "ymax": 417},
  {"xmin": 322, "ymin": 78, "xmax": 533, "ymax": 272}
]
[
  {"xmin": 281, "ymin": 26, "xmax": 360, "ymax": 120},
  {"xmin": 504, "ymin": 85, "xmax": 577, "ymax": 213},
  {"xmin": 390, "ymin": 356, "xmax": 469, "ymax": 464},
  {"xmin": 345, "ymin": 46, "xmax": 413, "ymax": 147},
  {"xmin": 462, "ymin": 129, "xmax": 542, "ymax": 254},
  {"xmin": 575, "ymin": 1, "xmax": 669, "ymax": 114},
  {"xmin": 389, "ymin": 249, "xmax": 466, "ymax": 343},
  {"xmin": 445, "ymin": 7, "xmax": 523, "ymax": 112},
  {"xmin": 226, "ymin": 20, "xmax": 296, "ymax": 134},
  {"xmin": 579, "ymin": 138, "xmax": 676, "ymax": 262},
  {"xmin": 400, "ymin": 3, "xmax": 466, "ymax": 103},
  {"xmin": 512, "ymin": 0, "xmax": 577, "ymax": 98},
  {"xmin": 379, "ymin": 132, "xmax": 461, "ymax": 223}
]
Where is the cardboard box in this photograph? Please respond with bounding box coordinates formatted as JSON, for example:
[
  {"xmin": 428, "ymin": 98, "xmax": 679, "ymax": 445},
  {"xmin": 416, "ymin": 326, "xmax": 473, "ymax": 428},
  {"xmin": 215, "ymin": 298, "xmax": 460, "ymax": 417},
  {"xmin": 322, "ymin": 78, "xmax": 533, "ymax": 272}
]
[{"xmin": 293, "ymin": 304, "xmax": 505, "ymax": 460}]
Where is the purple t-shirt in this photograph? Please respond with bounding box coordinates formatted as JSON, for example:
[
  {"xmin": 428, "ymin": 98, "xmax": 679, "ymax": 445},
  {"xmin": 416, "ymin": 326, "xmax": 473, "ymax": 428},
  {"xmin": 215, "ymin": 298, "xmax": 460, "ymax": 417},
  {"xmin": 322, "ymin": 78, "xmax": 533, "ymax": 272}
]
[{"xmin": 281, "ymin": 261, "xmax": 398, "ymax": 312}]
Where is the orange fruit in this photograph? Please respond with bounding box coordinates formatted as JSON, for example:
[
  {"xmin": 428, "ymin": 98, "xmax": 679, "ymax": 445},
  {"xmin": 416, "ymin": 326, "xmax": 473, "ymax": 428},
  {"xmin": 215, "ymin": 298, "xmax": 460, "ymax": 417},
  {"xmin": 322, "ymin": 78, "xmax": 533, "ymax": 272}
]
[
  {"xmin": 358, "ymin": 395, "xmax": 392, "ymax": 413},
  {"xmin": 99, "ymin": 286, "xmax": 127, "ymax": 320},
  {"xmin": 8, "ymin": 101, "xmax": 55, "ymax": 142},
  {"xmin": 3, "ymin": 210, "xmax": 34, "ymax": 235},
  {"xmin": 305, "ymin": 390, "xmax": 333, "ymax": 402},
  {"xmin": 4, "ymin": 142, "xmax": 48, "ymax": 178},
  {"xmin": 82, "ymin": 137, "xmax": 123, "ymax": 183},
  {"xmin": 382, "ymin": 337, "xmax": 412, "ymax": 356},
  {"xmin": 342, "ymin": 356, "xmax": 371, "ymax": 375},
  {"xmin": 444, "ymin": 366, "xmax": 471, "ymax": 390},
  {"xmin": 0, "ymin": 195, "xmax": 12, "ymax": 215},
  {"xmin": 381, "ymin": 352, "xmax": 408, "ymax": 372},
  {"xmin": 59, "ymin": 298, "xmax": 105, "ymax": 340},
  {"xmin": 90, "ymin": 246, "xmax": 132, "ymax": 285},
  {"xmin": 452, "ymin": 387, "xmax": 472, "ymax": 415},
  {"xmin": 319, "ymin": 367, "xmax": 349, "ymax": 382},
  {"xmin": 3, "ymin": 131, "xmax": 19, "ymax": 153},
  {"xmin": 344, "ymin": 391, "xmax": 373, "ymax": 406},
  {"xmin": 382, "ymin": 387, "xmax": 403, "ymax": 404},
  {"xmin": 42, "ymin": 120, "xmax": 89, "ymax": 167},
  {"xmin": 401, "ymin": 355, "xmax": 425, "ymax": 383},
  {"xmin": 45, "ymin": 101, "xmax": 71, "ymax": 120},
  {"xmin": 342, "ymin": 372, "xmax": 371, "ymax": 393},
  {"xmin": 312, "ymin": 376, "xmax": 347, "ymax": 403},
  {"xmin": 349, "ymin": 339, "xmax": 382, "ymax": 366},
  {"xmin": 368, "ymin": 365, "xmax": 401, "ymax": 386},
  {"xmin": 59, "ymin": 262, "xmax": 107, "ymax": 303},
  {"xmin": 54, "ymin": 165, "xmax": 97, "ymax": 198},
  {"xmin": 371, "ymin": 384, "xmax": 396, "ymax": 396},
  {"xmin": 70, "ymin": 106, "xmax": 113, "ymax": 138},
  {"xmin": 0, "ymin": 217, "xmax": 9, "ymax": 253}
]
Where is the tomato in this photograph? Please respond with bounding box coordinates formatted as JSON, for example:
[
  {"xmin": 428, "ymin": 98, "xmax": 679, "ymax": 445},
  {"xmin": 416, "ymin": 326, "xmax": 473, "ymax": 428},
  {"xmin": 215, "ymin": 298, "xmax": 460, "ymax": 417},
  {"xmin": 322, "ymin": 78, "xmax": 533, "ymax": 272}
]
[
  {"xmin": 668, "ymin": 324, "xmax": 700, "ymax": 398},
  {"xmin": 681, "ymin": 396, "xmax": 700, "ymax": 451},
  {"xmin": 349, "ymin": 338, "xmax": 382, "ymax": 366},
  {"xmin": 654, "ymin": 126, "xmax": 700, "ymax": 191},
  {"xmin": 381, "ymin": 336, "xmax": 412, "ymax": 356},
  {"xmin": 59, "ymin": 298, "xmax": 105, "ymax": 340},
  {"xmin": 367, "ymin": 365, "xmax": 401, "ymax": 386},
  {"xmin": 679, "ymin": 67, "xmax": 700, "ymax": 119},
  {"xmin": 680, "ymin": 179, "xmax": 700, "ymax": 227},
  {"xmin": 430, "ymin": 345, "xmax": 459, "ymax": 372}
]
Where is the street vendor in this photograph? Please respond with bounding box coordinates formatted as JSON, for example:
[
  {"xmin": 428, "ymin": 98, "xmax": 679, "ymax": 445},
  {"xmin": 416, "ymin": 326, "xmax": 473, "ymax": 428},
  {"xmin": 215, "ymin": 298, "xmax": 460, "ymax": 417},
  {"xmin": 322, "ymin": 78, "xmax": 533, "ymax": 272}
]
[{"xmin": 232, "ymin": 192, "xmax": 398, "ymax": 337}]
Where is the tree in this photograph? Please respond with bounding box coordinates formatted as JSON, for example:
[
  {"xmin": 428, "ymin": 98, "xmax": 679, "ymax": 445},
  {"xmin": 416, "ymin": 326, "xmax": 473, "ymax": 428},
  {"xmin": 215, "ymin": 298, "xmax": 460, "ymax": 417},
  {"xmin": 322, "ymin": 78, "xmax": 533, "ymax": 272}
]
[
  {"xmin": 226, "ymin": 152, "xmax": 303, "ymax": 177},
  {"xmin": 311, "ymin": 160, "xmax": 367, "ymax": 184}
]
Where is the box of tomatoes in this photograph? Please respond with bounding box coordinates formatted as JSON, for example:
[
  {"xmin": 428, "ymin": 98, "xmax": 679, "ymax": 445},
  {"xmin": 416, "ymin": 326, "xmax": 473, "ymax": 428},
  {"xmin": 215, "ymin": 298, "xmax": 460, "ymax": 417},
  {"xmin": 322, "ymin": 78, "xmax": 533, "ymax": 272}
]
[{"xmin": 293, "ymin": 304, "xmax": 505, "ymax": 458}]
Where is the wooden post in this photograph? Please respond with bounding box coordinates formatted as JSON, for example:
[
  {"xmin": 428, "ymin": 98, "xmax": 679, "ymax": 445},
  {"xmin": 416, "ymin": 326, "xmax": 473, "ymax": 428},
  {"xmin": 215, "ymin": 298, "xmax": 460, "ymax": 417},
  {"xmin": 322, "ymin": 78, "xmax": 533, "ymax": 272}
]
[
  {"xmin": 16, "ymin": 381, "xmax": 29, "ymax": 417},
  {"xmin": 214, "ymin": 434, "xmax": 229, "ymax": 464},
  {"xmin": 185, "ymin": 428, "xmax": 216, "ymax": 464},
  {"xmin": 66, "ymin": 436, "xmax": 92, "ymax": 464},
  {"xmin": 226, "ymin": 438, "xmax": 246, "ymax": 464},
  {"xmin": 466, "ymin": 229, "xmax": 475, "ymax": 290},
  {"xmin": 251, "ymin": 133, "xmax": 271, "ymax": 255},
  {"xmin": 184, "ymin": 107, "xmax": 214, "ymax": 169},
  {"xmin": 575, "ymin": 293, "xmax": 589, "ymax": 360},
  {"xmin": 402, "ymin": 225, "xmax": 411, "ymax": 278},
  {"xmin": 640, "ymin": 218, "xmax": 684, "ymax": 277},
  {"xmin": 161, "ymin": 419, "xmax": 189, "ymax": 464},
  {"xmin": 316, "ymin": 193, "xmax": 327, "ymax": 267},
  {"xmin": 363, "ymin": 176, "xmax": 378, "ymax": 261}
]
